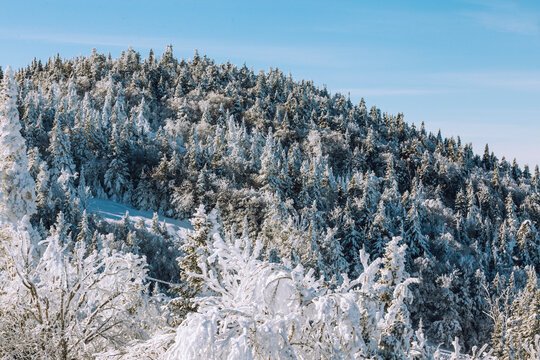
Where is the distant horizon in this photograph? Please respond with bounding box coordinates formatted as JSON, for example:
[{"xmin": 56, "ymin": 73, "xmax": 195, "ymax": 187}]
[{"xmin": 2, "ymin": 0, "xmax": 539, "ymax": 166}]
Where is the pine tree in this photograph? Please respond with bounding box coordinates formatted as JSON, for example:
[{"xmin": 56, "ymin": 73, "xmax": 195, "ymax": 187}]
[
  {"xmin": 533, "ymin": 165, "xmax": 540, "ymax": 191},
  {"xmin": 511, "ymin": 158, "xmax": 521, "ymax": 181},
  {"xmin": 492, "ymin": 165, "xmax": 500, "ymax": 190},
  {"xmin": 134, "ymin": 168, "xmax": 157, "ymax": 211},
  {"xmin": 516, "ymin": 220, "xmax": 539, "ymax": 265},
  {"xmin": 505, "ymin": 267, "xmax": 540, "ymax": 359},
  {"xmin": 381, "ymin": 155, "xmax": 403, "ymax": 234},
  {"xmin": 51, "ymin": 211, "xmax": 71, "ymax": 246},
  {"xmin": 0, "ymin": 67, "xmax": 37, "ymax": 228},
  {"xmin": 377, "ymin": 237, "xmax": 417, "ymax": 358},
  {"xmin": 316, "ymin": 226, "xmax": 347, "ymax": 280},
  {"xmin": 358, "ymin": 171, "xmax": 380, "ymax": 227},
  {"xmin": 455, "ymin": 187, "xmax": 468, "ymax": 217},
  {"xmin": 104, "ymin": 124, "xmax": 131, "ymax": 202},
  {"xmin": 368, "ymin": 199, "xmax": 390, "ymax": 257},
  {"xmin": 47, "ymin": 112, "xmax": 76, "ymax": 186},
  {"xmin": 150, "ymin": 211, "xmax": 161, "ymax": 236},
  {"xmin": 187, "ymin": 127, "xmax": 203, "ymax": 172},
  {"xmin": 497, "ymin": 194, "xmax": 518, "ymax": 265},
  {"xmin": 35, "ymin": 162, "xmax": 54, "ymax": 226},
  {"xmin": 258, "ymin": 129, "xmax": 282, "ymax": 192},
  {"xmin": 133, "ymin": 96, "xmax": 151, "ymax": 136},
  {"xmin": 378, "ymin": 237, "xmax": 409, "ymax": 308},
  {"xmin": 340, "ymin": 199, "xmax": 363, "ymax": 273},
  {"xmin": 403, "ymin": 201, "xmax": 428, "ymax": 258},
  {"xmin": 482, "ymin": 144, "xmax": 492, "ymax": 170},
  {"xmin": 174, "ymin": 204, "xmax": 222, "ymax": 318},
  {"xmin": 75, "ymin": 209, "xmax": 90, "ymax": 245}
]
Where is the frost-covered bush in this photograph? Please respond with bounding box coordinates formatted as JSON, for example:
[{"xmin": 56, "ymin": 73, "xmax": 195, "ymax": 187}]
[
  {"xmin": 163, "ymin": 233, "xmax": 424, "ymax": 359},
  {"xmin": 0, "ymin": 225, "xmax": 156, "ymax": 360}
]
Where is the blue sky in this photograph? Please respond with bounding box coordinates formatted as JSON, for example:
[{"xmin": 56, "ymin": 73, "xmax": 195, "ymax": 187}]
[{"xmin": 1, "ymin": 0, "xmax": 539, "ymax": 166}]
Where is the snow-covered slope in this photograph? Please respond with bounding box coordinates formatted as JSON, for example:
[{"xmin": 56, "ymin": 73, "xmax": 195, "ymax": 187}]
[{"xmin": 87, "ymin": 198, "xmax": 193, "ymax": 240}]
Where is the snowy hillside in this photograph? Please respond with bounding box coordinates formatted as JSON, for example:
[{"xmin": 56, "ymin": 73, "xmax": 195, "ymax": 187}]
[
  {"xmin": 0, "ymin": 47, "xmax": 538, "ymax": 359},
  {"xmin": 87, "ymin": 198, "xmax": 192, "ymax": 241}
]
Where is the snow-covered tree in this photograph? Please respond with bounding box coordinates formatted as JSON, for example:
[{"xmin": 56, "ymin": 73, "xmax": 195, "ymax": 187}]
[
  {"xmin": 104, "ymin": 124, "xmax": 132, "ymax": 202},
  {"xmin": 163, "ymin": 231, "xmax": 422, "ymax": 359},
  {"xmin": 0, "ymin": 228, "xmax": 153, "ymax": 359},
  {"xmin": 172, "ymin": 204, "xmax": 222, "ymax": 319},
  {"xmin": 0, "ymin": 67, "xmax": 36, "ymax": 228},
  {"xmin": 403, "ymin": 201, "xmax": 428, "ymax": 258},
  {"xmin": 504, "ymin": 267, "xmax": 540, "ymax": 360}
]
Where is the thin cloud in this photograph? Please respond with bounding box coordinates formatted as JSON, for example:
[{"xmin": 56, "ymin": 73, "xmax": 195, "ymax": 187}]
[
  {"xmin": 471, "ymin": 12, "xmax": 539, "ymax": 35},
  {"xmin": 331, "ymin": 70, "xmax": 540, "ymax": 101},
  {"xmin": 0, "ymin": 28, "xmax": 346, "ymax": 69},
  {"xmin": 463, "ymin": 0, "xmax": 540, "ymax": 36},
  {"xmin": 334, "ymin": 88, "xmax": 449, "ymax": 97},
  {"xmin": 430, "ymin": 71, "xmax": 540, "ymax": 90},
  {"xmin": 0, "ymin": 29, "xmax": 169, "ymax": 49}
]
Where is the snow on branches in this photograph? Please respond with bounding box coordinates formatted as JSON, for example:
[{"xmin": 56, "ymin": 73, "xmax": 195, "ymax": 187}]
[
  {"xmin": 0, "ymin": 228, "xmax": 154, "ymax": 359},
  {"xmin": 165, "ymin": 231, "xmax": 422, "ymax": 359}
]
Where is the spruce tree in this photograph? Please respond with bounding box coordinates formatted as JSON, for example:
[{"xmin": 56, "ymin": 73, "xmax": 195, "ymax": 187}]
[
  {"xmin": 0, "ymin": 67, "xmax": 36, "ymax": 228},
  {"xmin": 173, "ymin": 204, "xmax": 222, "ymax": 319},
  {"xmin": 403, "ymin": 202, "xmax": 428, "ymax": 258},
  {"xmin": 505, "ymin": 267, "xmax": 540, "ymax": 359}
]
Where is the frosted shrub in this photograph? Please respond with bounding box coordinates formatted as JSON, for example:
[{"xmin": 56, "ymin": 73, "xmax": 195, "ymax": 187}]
[
  {"xmin": 0, "ymin": 226, "xmax": 151, "ymax": 359},
  {"xmin": 165, "ymin": 234, "xmax": 422, "ymax": 359}
]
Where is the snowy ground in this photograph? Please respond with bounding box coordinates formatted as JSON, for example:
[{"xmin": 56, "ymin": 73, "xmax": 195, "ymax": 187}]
[{"xmin": 87, "ymin": 198, "xmax": 193, "ymax": 240}]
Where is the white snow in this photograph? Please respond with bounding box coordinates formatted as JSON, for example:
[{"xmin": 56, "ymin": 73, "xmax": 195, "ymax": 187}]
[{"xmin": 87, "ymin": 198, "xmax": 193, "ymax": 240}]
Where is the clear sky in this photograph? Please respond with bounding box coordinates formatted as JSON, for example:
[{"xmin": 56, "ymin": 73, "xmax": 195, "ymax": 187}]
[{"xmin": 1, "ymin": 0, "xmax": 539, "ymax": 167}]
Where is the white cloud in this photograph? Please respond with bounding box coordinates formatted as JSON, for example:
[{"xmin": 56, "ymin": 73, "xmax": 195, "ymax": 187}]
[
  {"xmin": 0, "ymin": 28, "xmax": 345, "ymax": 69},
  {"xmin": 332, "ymin": 88, "xmax": 448, "ymax": 97},
  {"xmin": 475, "ymin": 13, "xmax": 539, "ymax": 35},
  {"xmin": 0, "ymin": 30, "xmax": 164, "ymax": 48},
  {"xmin": 332, "ymin": 69, "xmax": 540, "ymax": 97},
  {"xmin": 429, "ymin": 71, "xmax": 540, "ymax": 90},
  {"xmin": 463, "ymin": 0, "xmax": 540, "ymax": 36}
]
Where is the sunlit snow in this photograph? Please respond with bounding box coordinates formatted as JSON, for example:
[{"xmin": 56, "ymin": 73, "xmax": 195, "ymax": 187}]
[{"xmin": 87, "ymin": 198, "xmax": 192, "ymax": 240}]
